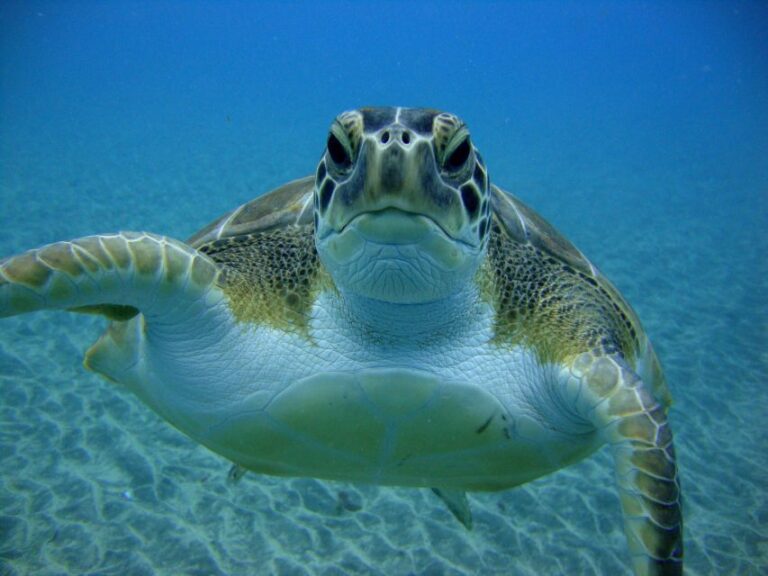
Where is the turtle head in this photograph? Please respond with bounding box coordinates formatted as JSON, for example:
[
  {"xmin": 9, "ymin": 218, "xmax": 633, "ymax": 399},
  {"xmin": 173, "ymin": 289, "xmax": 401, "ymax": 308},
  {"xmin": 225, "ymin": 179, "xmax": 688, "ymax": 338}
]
[{"xmin": 313, "ymin": 107, "xmax": 490, "ymax": 304}]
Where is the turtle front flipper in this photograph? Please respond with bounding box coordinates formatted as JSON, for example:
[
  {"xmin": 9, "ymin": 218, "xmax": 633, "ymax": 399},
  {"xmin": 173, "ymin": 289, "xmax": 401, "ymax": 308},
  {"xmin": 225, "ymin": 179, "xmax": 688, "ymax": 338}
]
[
  {"xmin": 0, "ymin": 232, "xmax": 221, "ymax": 322},
  {"xmin": 574, "ymin": 353, "xmax": 683, "ymax": 576}
]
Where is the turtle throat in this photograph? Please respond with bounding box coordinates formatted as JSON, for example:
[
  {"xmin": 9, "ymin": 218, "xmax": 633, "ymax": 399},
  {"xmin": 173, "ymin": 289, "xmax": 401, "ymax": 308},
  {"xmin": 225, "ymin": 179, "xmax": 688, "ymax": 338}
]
[{"xmin": 332, "ymin": 283, "xmax": 485, "ymax": 343}]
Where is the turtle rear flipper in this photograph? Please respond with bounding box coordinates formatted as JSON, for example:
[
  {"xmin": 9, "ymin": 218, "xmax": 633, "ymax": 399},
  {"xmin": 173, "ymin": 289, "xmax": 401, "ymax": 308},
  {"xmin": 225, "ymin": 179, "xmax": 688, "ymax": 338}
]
[
  {"xmin": 0, "ymin": 232, "xmax": 222, "ymax": 322},
  {"xmin": 431, "ymin": 487, "xmax": 473, "ymax": 530},
  {"xmin": 575, "ymin": 353, "xmax": 683, "ymax": 576}
]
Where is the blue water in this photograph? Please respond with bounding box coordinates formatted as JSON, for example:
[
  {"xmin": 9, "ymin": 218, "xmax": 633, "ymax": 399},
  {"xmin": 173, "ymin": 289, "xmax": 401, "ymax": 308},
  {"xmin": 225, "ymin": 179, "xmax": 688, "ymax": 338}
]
[{"xmin": 1, "ymin": 1, "xmax": 766, "ymax": 574}]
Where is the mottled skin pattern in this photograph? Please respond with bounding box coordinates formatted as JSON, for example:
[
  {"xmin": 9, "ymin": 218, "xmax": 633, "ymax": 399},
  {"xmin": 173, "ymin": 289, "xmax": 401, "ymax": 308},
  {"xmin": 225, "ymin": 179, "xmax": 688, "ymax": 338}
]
[
  {"xmin": 198, "ymin": 229, "xmax": 322, "ymax": 334},
  {"xmin": 0, "ymin": 107, "xmax": 682, "ymax": 575}
]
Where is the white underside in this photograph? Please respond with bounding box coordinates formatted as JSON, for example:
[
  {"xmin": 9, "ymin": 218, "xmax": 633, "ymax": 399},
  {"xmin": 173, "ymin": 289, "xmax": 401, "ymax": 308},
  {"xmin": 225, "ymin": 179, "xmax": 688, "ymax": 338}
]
[{"xmin": 97, "ymin": 290, "xmax": 602, "ymax": 491}]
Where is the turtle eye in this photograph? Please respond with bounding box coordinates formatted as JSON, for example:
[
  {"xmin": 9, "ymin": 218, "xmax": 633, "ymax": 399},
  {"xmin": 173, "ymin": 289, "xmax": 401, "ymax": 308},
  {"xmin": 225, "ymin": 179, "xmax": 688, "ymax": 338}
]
[
  {"xmin": 444, "ymin": 137, "xmax": 472, "ymax": 173},
  {"xmin": 327, "ymin": 133, "xmax": 352, "ymax": 170}
]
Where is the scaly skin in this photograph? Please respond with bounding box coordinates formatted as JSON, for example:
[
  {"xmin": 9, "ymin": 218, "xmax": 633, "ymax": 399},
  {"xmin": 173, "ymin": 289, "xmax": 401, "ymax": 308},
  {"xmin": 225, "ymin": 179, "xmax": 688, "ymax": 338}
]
[
  {"xmin": 0, "ymin": 232, "xmax": 221, "ymax": 321},
  {"xmin": 569, "ymin": 352, "xmax": 683, "ymax": 575}
]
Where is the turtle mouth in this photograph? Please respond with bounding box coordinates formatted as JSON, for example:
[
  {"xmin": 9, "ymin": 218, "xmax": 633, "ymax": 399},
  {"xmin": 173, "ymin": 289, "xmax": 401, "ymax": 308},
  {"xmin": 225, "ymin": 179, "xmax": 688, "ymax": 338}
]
[{"xmin": 341, "ymin": 208, "xmax": 445, "ymax": 245}]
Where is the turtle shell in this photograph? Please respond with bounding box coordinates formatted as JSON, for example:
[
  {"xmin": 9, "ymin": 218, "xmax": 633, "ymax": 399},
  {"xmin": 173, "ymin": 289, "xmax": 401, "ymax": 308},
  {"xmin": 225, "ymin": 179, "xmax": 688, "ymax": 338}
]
[
  {"xmin": 489, "ymin": 185, "xmax": 595, "ymax": 276},
  {"xmin": 188, "ymin": 176, "xmax": 315, "ymax": 248}
]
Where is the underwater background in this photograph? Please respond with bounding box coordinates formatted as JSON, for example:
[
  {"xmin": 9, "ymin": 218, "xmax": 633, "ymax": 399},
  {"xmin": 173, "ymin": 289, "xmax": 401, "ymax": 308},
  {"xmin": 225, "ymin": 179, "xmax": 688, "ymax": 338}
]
[{"xmin": 0, "ymin": 1, "xmax": 766, "ymax": 574}]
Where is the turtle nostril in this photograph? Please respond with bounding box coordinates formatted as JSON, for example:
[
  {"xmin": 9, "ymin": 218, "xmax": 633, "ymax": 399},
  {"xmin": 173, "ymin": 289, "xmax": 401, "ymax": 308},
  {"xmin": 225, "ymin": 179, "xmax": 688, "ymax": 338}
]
[
  {"xmin": 401, "ymin": 131, "xmax": 411, "ymax": 144},
  {"xmin": 381, "ymin": 131, "xmax": 390, "ymax": 144}
]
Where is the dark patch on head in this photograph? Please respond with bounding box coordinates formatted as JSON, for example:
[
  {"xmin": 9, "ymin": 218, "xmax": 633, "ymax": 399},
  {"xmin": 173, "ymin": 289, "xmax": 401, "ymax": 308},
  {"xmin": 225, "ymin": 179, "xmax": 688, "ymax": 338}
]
[
  {"xmin": 399, "ymin": 108, "xmax": 439, "ymax": 135},
  {"xmin": 460, "ymin": 183, "xmax": 480, "ymax": 218},
  {"xmin": 478, "ymin": 217, "xmax": 489, "ymax": 239},
  {"xmin": 379, "ymin": 145, "xmax": 405, "ymax": 193},
  {"xmin": 360, "ymin": 107, "xmax": 397, "ymax": 133},
  {"xmin": 319, "ymin": 179, "xmax": 335, "ymax": 212},
  {"xmin": 416, "ymin": 142, "xmax": 453, "ymax": 208},
  {"xmin": 480, "ymin": 198, "xmax": 488, "ymax": 215},
  {"xmin": 445, "ymin": 138, "xmax": 472, "ymax": 172},
  {"xmin": 473, "ymin": 163, "xmax": 486, "ymax": 190},
  {"xmin": 327, "ymin": 134, "xmax": 351, "ymax": 169},
  {"xmin": 316, "ymin": 161, "xmax": 326, "ymax": 187},
  {"xmin": 338, "ymin": 145, "xmax": 368, "ymax": 206}
]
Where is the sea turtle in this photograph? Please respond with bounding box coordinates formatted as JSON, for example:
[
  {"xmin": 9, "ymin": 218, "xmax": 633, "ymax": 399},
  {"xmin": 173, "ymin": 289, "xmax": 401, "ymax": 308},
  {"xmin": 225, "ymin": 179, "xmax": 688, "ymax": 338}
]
[{"xmin": 0, "ymin": 107, "xmax": 682, "ymax": 574}]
